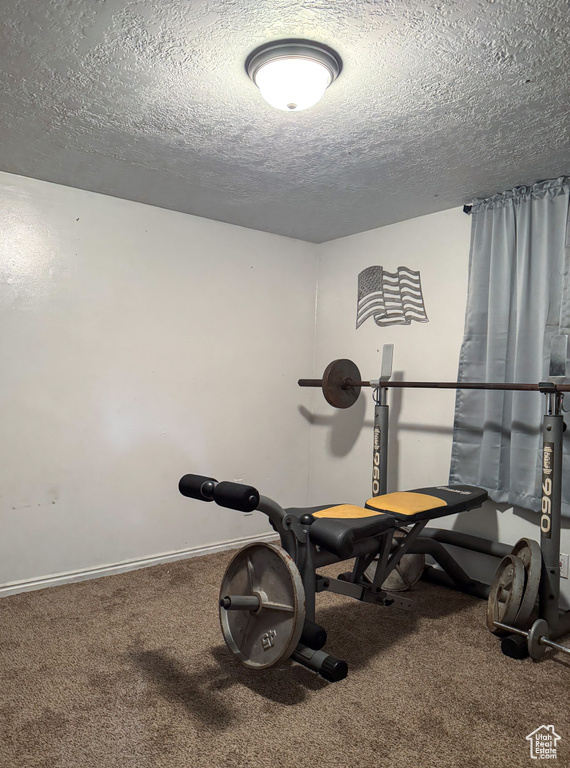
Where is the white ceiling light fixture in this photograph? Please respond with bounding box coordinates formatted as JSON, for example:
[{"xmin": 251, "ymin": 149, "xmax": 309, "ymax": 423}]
[{"xmin": 246, "ymin": 39, "xmax": 342, "ymax": 112}]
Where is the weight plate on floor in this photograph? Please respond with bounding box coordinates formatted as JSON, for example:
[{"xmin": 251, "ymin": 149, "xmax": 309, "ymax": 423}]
[
  {"xmin": 364, "ymin": 531, "xmax": 425, "ymax": 592},
  {"xmin": 511, "ymin": 538, "xmax": 542, "ymax": 630},
  {"xmin": 219, "ymin": 543, "xmax": 305, "ymax": 669},
  {"xmin": 322, "ymin": 359, "xmax": 362, "ymax": 409},
  {"xmin": 486, "ymin": 554, "xmax": 526, "ymax": 634}
]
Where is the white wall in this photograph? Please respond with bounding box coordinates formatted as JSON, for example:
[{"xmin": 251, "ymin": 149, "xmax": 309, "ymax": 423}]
[
  {"xmin": 0, "ymin": 172, "xmax": 317, "ymax": 590},
  {"xmin": 311, "ymin": 208, "xmax": 472, "ymax": 501},
  {"xmin": 313, "ymin": 208, "xmax": 570, "ymax": 604},
  {"xmin": 2, "ymin": 176, "xmax": 568, "ymax": 606}
]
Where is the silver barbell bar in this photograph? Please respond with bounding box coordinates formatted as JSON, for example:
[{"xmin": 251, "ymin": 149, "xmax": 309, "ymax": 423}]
[{"xmin": 494, "ymin": 619, "xmax": 570, "ymax": 660}]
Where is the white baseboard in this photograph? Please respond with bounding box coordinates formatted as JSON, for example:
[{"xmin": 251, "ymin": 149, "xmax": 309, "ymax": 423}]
[{"xmin": 0, "ymin": 532, "xmax": 278, "ymax": 598}]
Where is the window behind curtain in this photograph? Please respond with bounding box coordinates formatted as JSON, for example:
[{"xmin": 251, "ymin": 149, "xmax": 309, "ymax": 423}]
[{"xmin": 449, "ymin": 177, "xmax": 570, "ymax": 516}]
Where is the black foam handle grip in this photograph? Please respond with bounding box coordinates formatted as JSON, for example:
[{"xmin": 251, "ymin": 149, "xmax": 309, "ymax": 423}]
[
  {"xmin": 178, "ymin": 474, "xmax": 217, "ymax": 502},
  {"xmin": 213, "ymin": 481, "xmax": 260, "ymax": 513},
  {"xmin": 320, "ymin": 655, "xmax": 348, "ymax": 683}
]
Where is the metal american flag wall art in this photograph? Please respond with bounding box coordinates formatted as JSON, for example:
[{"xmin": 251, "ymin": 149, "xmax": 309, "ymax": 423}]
[{"xmin": 356, "ymin": 265, "xmax": 429, "ymax": 328}]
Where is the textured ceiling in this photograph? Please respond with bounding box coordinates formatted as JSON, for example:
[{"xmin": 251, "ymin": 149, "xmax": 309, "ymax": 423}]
[{"xmin": 1, "ymin": 0, "xmax": 569, "ymax": 243}]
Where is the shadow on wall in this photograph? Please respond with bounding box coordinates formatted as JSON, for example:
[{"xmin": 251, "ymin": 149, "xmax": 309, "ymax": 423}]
[
  {"xmin": 298, "ymin": 391, "xmax": 366, "ymax": 457},
  {"xmin": 299, "ymin": 369, "xmax": 455, "ymax": 481},
  {"xmin": 451, "ymin": 499, "xmax": 500, "ymax": 547},
  {"xmin": 445, "ymin": 498, "xmax": 566, "ymax": 553}
]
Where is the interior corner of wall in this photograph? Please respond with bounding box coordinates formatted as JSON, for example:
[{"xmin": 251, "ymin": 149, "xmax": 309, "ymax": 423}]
[{"xmin": 305, "ymin": 242, "xmax": 323, "ymax": 503}]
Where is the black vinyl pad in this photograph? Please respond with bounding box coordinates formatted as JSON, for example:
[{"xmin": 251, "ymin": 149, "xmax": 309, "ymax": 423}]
[
  {"xmin": 286, "ymin": 504, "xmax": 396, "ymax": 560},
  {"xmin": 286, "ymin": 485, "xmax": 487, "ymax": 560}
]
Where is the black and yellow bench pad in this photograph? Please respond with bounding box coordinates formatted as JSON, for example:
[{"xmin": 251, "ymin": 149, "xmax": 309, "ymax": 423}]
[
  {"xmin": 286, "ymin": 485, "xmax": 487, "ymax": 559},
  {"xmin": 364, "ymin": 485, "xmax": 488, "ymax": 520}
]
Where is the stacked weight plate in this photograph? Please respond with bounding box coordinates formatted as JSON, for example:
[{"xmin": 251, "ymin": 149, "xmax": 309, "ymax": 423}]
[{"xmin": 487, "ymin": 538, "xmax": 542, "ymax": 634}]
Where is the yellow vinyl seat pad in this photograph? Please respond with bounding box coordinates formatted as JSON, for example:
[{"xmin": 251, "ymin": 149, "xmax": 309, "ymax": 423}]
[
  {"xmin": 285, "ymin": 486, "xmax": 487, "ymax": 560},
  {"xmin": 365, "ymin": 485, "xmax": 488, "ymax": 521}
]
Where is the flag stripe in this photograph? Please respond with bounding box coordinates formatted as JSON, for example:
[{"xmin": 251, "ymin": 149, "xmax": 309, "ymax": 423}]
[{"xmin": 356, "ymin": 265, "xmax": 428, "ymax": 328}]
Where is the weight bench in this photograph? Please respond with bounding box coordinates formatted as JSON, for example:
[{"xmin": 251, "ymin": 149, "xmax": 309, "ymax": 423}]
[{"xmin": 179, "ymin": 475, "xmax": 487, "ymax": 682}]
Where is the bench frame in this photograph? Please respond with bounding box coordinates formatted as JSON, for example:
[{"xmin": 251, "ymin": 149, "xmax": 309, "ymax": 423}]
[{"xmin": 254, "ymin": 491, "xmax": 485, "ymax": 678}]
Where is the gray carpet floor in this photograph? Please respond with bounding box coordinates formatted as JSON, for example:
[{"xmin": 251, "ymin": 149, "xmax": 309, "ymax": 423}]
[{"xmin": 1, "ymin": 548, "xmax": 569, "ymax": 768}]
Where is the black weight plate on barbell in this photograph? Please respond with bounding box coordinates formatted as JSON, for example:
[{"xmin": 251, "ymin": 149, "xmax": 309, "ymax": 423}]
[{"xmin": 322, "ymin": 359, "xmax": 361, "ymax": 409}]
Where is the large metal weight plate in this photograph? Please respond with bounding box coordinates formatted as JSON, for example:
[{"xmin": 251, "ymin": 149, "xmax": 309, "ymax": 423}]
[
  {"xmin": 219, "ymin": 543, "xmax": 306, "ymax": 669},
  {"xmin": 486, "ymin": 554, "xmax": 526, "ymax": 634},
  {"xmin": 322, "ymin": 359, "xmax": 362, "ymax": 409},
  {"xmin": 511, "ymin": 538, "xmax": 542, "ymax": 630}
]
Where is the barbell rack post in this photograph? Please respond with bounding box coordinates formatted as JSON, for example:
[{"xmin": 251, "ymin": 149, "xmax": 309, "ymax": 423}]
[{"xmin": 299, "ymin": 356, "xmax": 570, "ymax": 661}]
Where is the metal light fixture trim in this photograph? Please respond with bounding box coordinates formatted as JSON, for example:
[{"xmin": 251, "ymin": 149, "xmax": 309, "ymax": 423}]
[{"xmin": 246, "ymin": 39, "xmax": 342, "ymax": 112}]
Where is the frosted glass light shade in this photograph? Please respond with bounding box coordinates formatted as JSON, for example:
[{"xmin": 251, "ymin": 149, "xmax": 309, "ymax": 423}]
[
  {"xmin": 246, "ymin": 40, "xmax": 342, "ymax": 113},
  {"xmin": 255, "ymin": 58, "xmax": 331, "ymax": 111}
]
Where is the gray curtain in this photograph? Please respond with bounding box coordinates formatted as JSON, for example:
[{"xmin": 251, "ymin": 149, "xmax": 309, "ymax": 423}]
[{"xmin": 450, "ymin": 177, "xmax": 570, "ymax": 516}]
